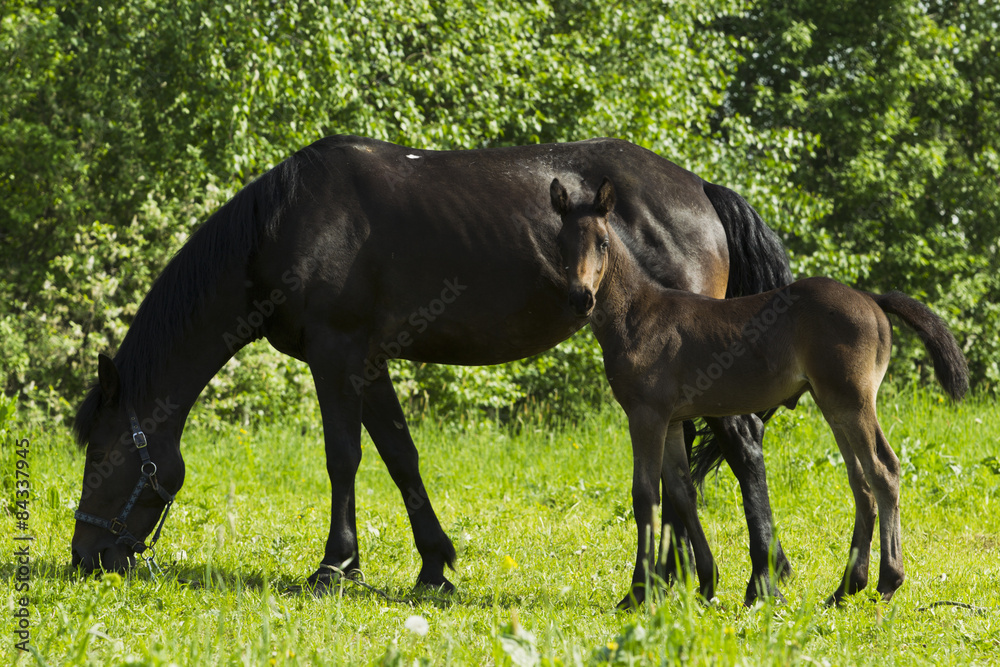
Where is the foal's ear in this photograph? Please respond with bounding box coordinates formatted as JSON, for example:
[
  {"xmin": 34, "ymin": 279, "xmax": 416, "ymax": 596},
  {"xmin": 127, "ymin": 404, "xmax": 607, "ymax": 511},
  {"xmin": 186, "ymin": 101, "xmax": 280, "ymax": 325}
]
[
  {"xmin": 98, "ymin": 353, "xmax": 121, "ymax": 407},
  {"xmin": 550, "ymin": 178, "xmax": 569, "ymax": 216},
  {"xmin": 594, "ymin": 177, "xmax": 616, "ymax": 216}
]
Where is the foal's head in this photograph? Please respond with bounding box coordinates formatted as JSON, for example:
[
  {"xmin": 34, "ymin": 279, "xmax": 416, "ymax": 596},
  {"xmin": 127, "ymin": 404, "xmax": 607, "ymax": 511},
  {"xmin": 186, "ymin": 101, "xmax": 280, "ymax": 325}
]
[{"xmin": 550, "ymin": 177, "xmax": 616, "ymax": 318}]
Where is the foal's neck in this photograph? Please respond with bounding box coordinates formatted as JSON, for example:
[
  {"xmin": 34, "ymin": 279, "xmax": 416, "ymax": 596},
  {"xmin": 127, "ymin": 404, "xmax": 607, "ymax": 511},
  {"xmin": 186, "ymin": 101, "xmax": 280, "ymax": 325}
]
[{"xmin": 591, "ymin": 231, "xmax": 672, "ymax": 340}]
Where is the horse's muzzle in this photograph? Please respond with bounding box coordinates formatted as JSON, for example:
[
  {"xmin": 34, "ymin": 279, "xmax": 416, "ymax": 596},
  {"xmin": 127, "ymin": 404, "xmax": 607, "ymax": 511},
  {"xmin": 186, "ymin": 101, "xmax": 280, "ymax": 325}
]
[
  {"xmin": 569, "ymin": 288, "xmax": 596, "ymax": 318},
  {"xmin": 71, "ymin": 543, "xmax": 135, "ymax": 574}
]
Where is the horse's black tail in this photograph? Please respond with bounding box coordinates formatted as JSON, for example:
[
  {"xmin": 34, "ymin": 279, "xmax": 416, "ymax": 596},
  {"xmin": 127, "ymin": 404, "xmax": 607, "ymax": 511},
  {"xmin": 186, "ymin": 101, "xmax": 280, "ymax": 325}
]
[
  {"xmin": 688, "ymin": 182, "xmax": 794, "ymax": 486},
  {"xmin": 702, "ymin": 181, "xmax": 794, "ymax": 299},
  {"xmin": 872, "ymin": 291, "xmax": 969, "ymax": 401}
]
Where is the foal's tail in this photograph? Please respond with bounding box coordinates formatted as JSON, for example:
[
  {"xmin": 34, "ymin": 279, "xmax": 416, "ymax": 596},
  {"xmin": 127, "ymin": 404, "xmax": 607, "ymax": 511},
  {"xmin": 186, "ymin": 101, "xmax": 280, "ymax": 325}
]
[
  {"xmin": 689, "ymin": 183, "xmax": 792, "ymax": 486},
  {"xmin": 872, "ymin": 291, "xmax": 970, "ymax": 400}
]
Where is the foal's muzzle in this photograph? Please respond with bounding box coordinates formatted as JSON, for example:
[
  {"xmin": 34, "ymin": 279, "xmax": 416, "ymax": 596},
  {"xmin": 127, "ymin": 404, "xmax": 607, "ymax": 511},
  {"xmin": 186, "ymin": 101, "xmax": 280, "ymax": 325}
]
[{"xmin": 569, "ymin": 288, "xmax": 596, "ymax": 318}]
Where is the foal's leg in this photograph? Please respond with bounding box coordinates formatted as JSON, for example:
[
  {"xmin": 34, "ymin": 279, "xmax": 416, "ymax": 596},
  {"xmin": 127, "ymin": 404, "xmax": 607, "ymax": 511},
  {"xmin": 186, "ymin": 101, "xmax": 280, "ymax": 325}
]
[
  {"xmin": 619, "ymin": 405, "xmax": 669, "ymax": 609},
  {"xmin": 826, "ymin": 424, "xmax": 877, "ymax": 604},
  {"xmin": 655, "ymin": 421, "xmax": 700, "ymax": 587},
  {"xmin": 705, "ymin": 414, "xmax": 791, "ymax": 605},
  {"xmin": 656, "ymin": 478, "xmax": 693, "ymax": 588},
  {"xmin": 829, "ymin": 409, "xmax": 904, "ymax": 602},
  {"xmin": 631, "ymin": 419, "xmax": 717, "ymax": 607},
  {"xmin": 661, "ymin": 423, "xmax": 717, "ymax": 601},
  {"xmin": 362, "ymin": 371, "xmax": 456, "ymax": 591},
  {"xmin": 866, "ymin": 420, "xmax": 904, "ymax": 600},
  {"xmin": 304, "ymin": 329, "xmax": 368, "ymax": 593}
]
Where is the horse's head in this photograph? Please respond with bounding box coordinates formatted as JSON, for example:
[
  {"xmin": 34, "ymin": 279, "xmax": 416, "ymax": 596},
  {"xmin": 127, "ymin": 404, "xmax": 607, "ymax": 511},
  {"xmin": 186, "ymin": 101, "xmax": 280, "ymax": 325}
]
[
  {"xmin": 71, "ymin": 354, "xmax": 185, "ymax": 573},
  {"xmin": 550, "ymin": 176, "xmax": 616, "ymax": 318}
]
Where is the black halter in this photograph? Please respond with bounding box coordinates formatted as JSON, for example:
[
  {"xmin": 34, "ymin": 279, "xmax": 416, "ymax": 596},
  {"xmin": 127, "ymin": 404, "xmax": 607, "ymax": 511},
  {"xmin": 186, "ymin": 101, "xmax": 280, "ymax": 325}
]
[{"xmin": 75, "ymin": 407, "xmax": 176, "ymax": 568}]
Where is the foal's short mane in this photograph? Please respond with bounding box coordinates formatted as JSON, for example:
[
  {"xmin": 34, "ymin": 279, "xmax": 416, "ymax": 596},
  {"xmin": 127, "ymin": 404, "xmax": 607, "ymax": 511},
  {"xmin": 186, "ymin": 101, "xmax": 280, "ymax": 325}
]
[{"xmin": 73, "ymin": 151, "xmax": 308, "ymax": 446}]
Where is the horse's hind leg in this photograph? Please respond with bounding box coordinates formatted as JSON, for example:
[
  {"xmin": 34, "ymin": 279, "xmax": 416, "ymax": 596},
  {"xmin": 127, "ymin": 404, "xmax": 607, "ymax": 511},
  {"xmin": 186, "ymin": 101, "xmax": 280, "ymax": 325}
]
[
  {"xmin": 844, "ymin": 412, "xmax": 904, "ymax": 601},
  {"xmin": 362, "ymin": 372, "xmax": 456, "ymax": 592},
  {"xmin": 868, "ymin": 421, "xmax": 903, "ymax": 600},
  {"xmin": 822, "ymin": 405, "xmax": 904, "ymax": 603},
  {"xmin": 826, "ymin": 425, "xmax": 876, "ymax": 604},
  {"xmin": 705, "ymin": 415, "xmax": 791, "ymax": 605}
]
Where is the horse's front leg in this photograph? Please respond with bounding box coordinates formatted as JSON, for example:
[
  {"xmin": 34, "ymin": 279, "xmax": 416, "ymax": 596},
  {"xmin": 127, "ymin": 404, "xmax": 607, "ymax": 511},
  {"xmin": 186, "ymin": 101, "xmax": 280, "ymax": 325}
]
[
  {"xmin": 304, "ymin": 329, "xmax": 368, "ymax": 594},
  {"xmin": 656, "ymin": 470, "xmax": 693, "ymax": 588},
  {"xmin": 361, "ymin": 371, "xmax": 456, "ymax": 592},
  {"xmin": 618, "ymin": 405, "xmax": 669, "ymax": 609},
  {"xmin": 705, "ymin": 414, "xmax": 791, "ymax": 605},
  {"xmin": 661, "ymin": 423, "xmax": 717, "ymax": 601}
]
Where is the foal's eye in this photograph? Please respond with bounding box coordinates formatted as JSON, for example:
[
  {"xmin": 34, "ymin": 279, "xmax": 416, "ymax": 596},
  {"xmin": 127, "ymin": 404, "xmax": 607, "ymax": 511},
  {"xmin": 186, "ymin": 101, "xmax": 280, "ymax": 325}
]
[
  {"xmin": 89, "ymin": 452, "xmax": 106, "ymax": 465},
  {"xmin": 600, "ymin": 237, "xmax": 610, "ymax": 251}
]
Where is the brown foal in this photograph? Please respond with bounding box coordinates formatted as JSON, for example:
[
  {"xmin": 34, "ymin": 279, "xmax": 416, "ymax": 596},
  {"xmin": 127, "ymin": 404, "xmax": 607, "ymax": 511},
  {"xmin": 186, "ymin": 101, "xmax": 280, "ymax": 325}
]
[{"xmin": 550, "ymin": 177, "xmax": 969, "ymax": 606}]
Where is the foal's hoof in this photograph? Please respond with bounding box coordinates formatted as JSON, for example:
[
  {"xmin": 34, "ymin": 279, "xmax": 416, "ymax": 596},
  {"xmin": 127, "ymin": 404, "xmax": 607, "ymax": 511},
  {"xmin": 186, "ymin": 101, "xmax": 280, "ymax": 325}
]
[
  {"xmin": 413, "ymin": 576, "xmax": 456, "ymax": 595},
  {"xmin": 825, "ymin": 590, "xmax": 851, "ymax": 607},
  {"xmin": 616, "ymin": 586, "xmax": 646, "ymax": 611},
  {"xmin": 305, "ymin": 566, "xmax": 364, "ymax": 597}
]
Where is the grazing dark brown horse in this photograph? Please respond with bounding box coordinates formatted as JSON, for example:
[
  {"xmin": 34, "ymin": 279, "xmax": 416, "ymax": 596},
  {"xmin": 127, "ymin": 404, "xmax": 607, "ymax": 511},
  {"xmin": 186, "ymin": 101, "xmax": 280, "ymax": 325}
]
[
  {"xmin": 550, "ymin": 176, "xmax": 969, "ymax": 605},
  {"xmin": 70, "ymin": 135, "xmax": 794, "ymax": 601}
]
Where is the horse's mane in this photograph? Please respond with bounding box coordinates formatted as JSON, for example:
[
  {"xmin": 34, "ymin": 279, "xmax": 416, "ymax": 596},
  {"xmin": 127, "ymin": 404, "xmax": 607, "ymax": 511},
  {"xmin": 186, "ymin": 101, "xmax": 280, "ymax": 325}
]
[{"xmin": 74, "ymin": 152, "xmax": 306, "ymax": 446}]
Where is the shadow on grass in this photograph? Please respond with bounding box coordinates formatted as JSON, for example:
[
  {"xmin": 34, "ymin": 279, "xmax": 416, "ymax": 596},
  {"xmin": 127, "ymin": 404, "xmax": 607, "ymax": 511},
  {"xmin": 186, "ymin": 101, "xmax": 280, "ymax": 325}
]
[{"xmin": 2, "ymin": 557, "xmax": 620, "ymax": 615}]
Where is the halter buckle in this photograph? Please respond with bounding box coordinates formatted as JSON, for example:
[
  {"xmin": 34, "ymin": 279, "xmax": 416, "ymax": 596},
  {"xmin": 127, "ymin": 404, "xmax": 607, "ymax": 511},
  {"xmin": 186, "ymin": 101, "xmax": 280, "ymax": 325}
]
[
  {"xmin": 110, "ymin": 518, "xmax": 126, "ymax": 535},
  {"xmin": 133, "ymin": 430, "xmax": 148, "ymax": 449}
]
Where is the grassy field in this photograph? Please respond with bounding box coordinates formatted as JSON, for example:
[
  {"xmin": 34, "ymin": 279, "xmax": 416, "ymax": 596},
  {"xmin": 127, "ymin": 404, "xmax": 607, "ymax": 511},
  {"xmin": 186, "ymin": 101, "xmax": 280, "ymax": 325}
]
[{"xmin": 2, "ymin": 385, "xmax": 999, "ymax": 665}]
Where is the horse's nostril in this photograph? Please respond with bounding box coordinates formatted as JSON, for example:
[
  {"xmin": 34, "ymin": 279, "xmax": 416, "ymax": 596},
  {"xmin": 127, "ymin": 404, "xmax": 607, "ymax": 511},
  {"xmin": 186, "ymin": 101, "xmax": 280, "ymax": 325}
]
[{"xmin": 568, "ymin": 290, "xmax": 595, "ymax": 317}]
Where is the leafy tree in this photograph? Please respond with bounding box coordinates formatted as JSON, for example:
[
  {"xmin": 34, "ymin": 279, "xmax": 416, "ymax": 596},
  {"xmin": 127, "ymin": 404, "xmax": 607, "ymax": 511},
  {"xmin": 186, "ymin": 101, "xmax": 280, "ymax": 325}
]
[
  {"xmin": 717, "ymin": 0, "xmax": 1000, "ymax": 388},
  {"xmin": 8, "ymin": 0, "xmax": 988, "ymax": 427}
]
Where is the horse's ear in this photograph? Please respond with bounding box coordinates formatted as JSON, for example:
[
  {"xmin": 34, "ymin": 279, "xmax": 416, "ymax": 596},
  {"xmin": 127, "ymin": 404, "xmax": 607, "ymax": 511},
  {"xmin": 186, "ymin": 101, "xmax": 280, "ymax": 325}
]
[
  {"xmin": 98, "ymin": 353, "xmax": 121, "ymax": 407},
  {"xmin": 550, "ymin": 178, "xmax": 569, "ymax": 216},
  {"xmin": 594, "ymin": 177, "xmax": 616, "ymax": 216}
]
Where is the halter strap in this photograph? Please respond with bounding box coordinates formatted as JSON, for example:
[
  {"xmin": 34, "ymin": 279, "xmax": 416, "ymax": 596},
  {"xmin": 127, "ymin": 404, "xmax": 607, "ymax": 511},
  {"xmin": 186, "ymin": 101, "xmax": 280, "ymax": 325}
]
[{"xmin": 75, "ymin": 407, "xmax": 176, "ymax": 557}]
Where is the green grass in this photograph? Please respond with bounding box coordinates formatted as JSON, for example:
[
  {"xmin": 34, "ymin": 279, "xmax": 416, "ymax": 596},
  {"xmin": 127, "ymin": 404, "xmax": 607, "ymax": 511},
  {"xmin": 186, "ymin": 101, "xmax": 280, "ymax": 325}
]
[{"xmin": 3, "ymin": 386, "xmax": 999, "ymax": 665}]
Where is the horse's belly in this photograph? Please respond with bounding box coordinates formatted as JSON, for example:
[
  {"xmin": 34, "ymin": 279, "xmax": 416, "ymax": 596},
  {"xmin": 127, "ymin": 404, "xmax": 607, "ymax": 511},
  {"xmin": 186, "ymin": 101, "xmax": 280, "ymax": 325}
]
[
  {"xmin": 391, "ymin": 315, "xmax": 586, "ymax": 366},
  {"xmin": 672, "ymin": 370, "xmax": 807, "ymax": 420}
]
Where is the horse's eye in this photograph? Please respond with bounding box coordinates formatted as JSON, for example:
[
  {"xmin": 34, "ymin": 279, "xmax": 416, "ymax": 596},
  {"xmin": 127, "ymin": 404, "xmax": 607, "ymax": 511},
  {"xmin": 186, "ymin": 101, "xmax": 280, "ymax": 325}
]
[
  {"xmin": 600, "ymin": 237, "xmax": 610, "ymax": 251},
  {"xmin": 89, "ymin": 452, "xmax": 106, "ymax": 465}
]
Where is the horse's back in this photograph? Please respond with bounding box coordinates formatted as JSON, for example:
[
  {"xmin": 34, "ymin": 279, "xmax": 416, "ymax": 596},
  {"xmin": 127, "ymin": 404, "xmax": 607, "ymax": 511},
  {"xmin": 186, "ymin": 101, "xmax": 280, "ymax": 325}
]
[
  {"xmin": 254, "ymin": 135, "xmax": 730, "ymax": 364},
  {"xmin": 300, "ymin": 135, "xmax": 725, "ymax": 294}
]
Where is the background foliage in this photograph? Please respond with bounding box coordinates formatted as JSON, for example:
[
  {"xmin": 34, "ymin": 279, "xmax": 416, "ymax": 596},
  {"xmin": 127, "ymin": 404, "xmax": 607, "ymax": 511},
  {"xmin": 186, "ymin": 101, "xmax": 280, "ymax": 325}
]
[{"xmin": 1, "ymin": 0, "xmax": 996, "ymax": 425}]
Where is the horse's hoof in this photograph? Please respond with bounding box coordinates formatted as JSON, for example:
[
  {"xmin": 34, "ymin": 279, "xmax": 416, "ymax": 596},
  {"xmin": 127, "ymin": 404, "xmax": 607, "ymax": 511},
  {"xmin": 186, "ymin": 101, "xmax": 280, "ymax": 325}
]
[
  {"xmin": 825, "ymin": 591, "xmax": 847, "ymax": 607},
  {"xmin": 616, "ymin": 587, "xmax": 645, "ymax": 611},
  {"xmin": 305, "ymin": 567, "xmax": 363, "ymax": 597},
  {"xmin": 775, "ymin": 557, "xmax": 793, "ymax": 582},
  {"xmin": 413, "ymin": 577, "xmax": 456, "ymax": 595},
  {"xmin": 744, "ymin": 578, "xmax": 787, "ymax": 607}
]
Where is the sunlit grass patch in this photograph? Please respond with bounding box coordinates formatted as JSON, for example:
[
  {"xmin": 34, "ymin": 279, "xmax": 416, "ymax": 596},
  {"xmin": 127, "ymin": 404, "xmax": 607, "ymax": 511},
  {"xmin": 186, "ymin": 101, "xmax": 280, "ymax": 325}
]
[{"xmin": 2, "ymin": 386, "xmax": 998, "ymax": 665}]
